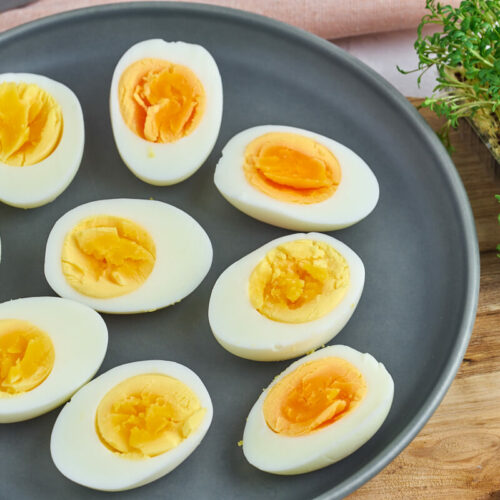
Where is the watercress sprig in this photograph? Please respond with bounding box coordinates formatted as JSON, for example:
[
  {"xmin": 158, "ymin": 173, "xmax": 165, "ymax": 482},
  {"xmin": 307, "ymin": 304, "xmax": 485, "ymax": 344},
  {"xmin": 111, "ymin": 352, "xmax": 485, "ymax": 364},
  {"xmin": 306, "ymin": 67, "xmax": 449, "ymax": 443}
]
[
  {"xmin": 402, "ymin": 0, "xmax": 500, "ymax": 256},
  {"xmin": 399, "ymin": 0, "xmax": 500, "ymax": 150}
]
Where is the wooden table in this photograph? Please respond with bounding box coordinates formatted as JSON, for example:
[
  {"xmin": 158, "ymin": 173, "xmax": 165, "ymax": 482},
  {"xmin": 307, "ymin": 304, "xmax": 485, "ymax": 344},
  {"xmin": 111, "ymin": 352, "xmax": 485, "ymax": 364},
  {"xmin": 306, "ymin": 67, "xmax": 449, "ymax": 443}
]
[{"xmin": 350, "ymin": 100, "xmax": 500, "ymax": 499}]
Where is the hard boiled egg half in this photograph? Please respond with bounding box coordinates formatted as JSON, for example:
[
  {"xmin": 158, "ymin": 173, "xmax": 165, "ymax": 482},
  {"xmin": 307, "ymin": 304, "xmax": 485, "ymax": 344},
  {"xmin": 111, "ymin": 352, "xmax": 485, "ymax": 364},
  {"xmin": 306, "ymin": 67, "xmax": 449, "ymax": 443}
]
[
  {"xmin": 51, "ymin": 360, "xmax": 213, "ymax": 491},
  {"xmin": 214, "ymin": 125, "xmax": 379, "ymax": 231},
  {"xmin": 243, "ymin": 345, "xmax": 394, "ymax": 474},
  {"xmin": 0, "ymin": 73, "xmax": 84, "ymax": 208},
  {"xmin": 209, "ymin": 233, "xmax": 364, "ymax": 361},
  {"xmin": 110, "ymin": 39, "xmax": 223, "ymax": 185},
  {"xmin": 44, "ymin": 199, "xmax": 212, "ymax": 314},
  {"xmin": 0, "ymin": 297, "xmax": 107, "ymax": 423}
]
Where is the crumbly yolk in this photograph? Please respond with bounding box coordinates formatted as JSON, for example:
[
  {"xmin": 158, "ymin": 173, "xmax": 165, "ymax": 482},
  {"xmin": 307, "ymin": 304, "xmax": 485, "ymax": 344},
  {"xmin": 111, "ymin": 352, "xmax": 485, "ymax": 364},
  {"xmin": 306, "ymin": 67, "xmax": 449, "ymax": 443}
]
[
  {"xmin": 61, "ymin": 215, "xmax": 156, "ymax": 299},
  {"xmin": 118, "ymin": 58, "xmax": 206, "ymax": 143},
  {"xmin": 243, "ymin": 132, "xmax": 341, "ymax": 204},
  {"xmin": 0, "ymin": 319, "xmax": 55, "ymax": 396},
  {"xmin": 0, "ymin": 82, "xmax": 63, "ymax": 166},
  {"xmin": 96, "ymin": 374, "xmax": 206, "ymax": 458},
  {"xmin": 263, "ymin": 357, "xmax": 366, "ymax": 437},
  {"xmin": 248, "ymin": 240, "xmax": 349, "ymax": 323}
]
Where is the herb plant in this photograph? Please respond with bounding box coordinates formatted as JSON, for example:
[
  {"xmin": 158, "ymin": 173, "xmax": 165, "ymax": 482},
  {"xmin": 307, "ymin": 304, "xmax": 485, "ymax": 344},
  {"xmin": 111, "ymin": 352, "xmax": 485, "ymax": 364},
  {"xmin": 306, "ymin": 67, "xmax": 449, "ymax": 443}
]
[
  {"xmin": 402, "ymin": 0, "xmax": 500, "ymax": 256},
  {"xmin": 399, "ymin": 0, "xmax": 500, "ymax": 153}
]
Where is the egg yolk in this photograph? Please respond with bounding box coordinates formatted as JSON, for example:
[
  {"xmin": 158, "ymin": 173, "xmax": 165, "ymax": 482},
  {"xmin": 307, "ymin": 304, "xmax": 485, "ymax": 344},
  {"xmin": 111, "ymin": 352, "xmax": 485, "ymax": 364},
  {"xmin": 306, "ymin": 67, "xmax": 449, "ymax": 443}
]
[
  {"xmin": 61, "ymin": 215, "xmax": 156, "ymax": 299},
  {"xmin": 118, "ymin": 58, "xmax": 206, "ymax": 143},
  {"xmin": 96, "ymin": 374, "xmax": 206, "ymax": 458},
  {"xmin": 0, "ymin": 319, "xmax": 55, "ymax": 396},
  {"xmin": 248, "ymin": 240, "xmax": 349, "ymax": 323},
  {"xmin": 0, "ymin": 81, "xmax": 63, "ymax": 166},
  {"xmin": 263, "ymin": 357, "xmax": 366, "ymax": 437},
  {"xmin": 243, "ymin": 132, "xmax": 341, "ymax": 204}
]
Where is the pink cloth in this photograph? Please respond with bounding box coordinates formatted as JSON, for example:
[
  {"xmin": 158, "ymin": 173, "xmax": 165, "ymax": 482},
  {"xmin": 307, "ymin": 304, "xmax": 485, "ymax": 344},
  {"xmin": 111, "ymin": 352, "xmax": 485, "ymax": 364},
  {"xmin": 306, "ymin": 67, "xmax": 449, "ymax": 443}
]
[{"xmin": 0, "ymin": 0, "xmax": 462, "ymax": 38}]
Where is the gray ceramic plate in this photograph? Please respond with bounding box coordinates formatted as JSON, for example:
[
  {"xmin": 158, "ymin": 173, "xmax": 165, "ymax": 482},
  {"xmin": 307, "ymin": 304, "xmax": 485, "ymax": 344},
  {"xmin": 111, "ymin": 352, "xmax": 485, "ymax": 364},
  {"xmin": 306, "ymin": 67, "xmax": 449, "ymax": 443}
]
[{"xmin": 0, "ymin": 3, "xmax": 479, "ymax": 499}]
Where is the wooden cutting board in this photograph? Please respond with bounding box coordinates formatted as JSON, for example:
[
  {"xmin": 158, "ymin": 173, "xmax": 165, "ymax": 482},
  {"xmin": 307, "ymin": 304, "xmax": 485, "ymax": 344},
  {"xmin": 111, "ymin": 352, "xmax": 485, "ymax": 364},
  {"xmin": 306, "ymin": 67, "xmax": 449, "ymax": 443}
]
[{"xmin": 350, "ymin": 99, "xmax": 500, "ymax": 499}]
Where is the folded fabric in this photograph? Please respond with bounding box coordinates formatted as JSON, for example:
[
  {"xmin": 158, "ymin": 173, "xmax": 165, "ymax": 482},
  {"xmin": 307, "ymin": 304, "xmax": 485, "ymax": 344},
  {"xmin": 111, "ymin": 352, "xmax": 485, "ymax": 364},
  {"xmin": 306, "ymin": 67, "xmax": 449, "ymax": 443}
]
[{"xmin": 0, "ymin": 0, "xmax": 462, "ymax": 38}]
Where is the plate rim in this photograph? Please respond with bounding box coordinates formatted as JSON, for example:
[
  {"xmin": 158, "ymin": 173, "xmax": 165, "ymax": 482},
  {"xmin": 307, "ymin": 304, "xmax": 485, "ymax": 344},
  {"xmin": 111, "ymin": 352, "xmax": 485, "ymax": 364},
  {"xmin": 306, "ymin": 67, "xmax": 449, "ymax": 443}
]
[{"xmin": 0, "ymin": 2, "xmax": 480, "ymax": 499}]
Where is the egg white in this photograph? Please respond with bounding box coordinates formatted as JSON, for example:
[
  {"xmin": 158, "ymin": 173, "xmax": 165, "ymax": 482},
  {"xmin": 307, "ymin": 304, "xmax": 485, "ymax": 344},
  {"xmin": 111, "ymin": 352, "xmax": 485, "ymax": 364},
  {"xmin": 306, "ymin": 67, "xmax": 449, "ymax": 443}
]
[
  {"xmin": 0, "ymin": 297, "xmax": 108, "ymax": 423},
  {"xmin": 50, "ymin": 360, "xmax": 213, "ymax": 491},
  {"xmin": 208, "ymin": 233, "xmax": 364, "ymax": 361},
  {"xmin": 243, "ymin": 345, "xmax": 394, "ymax": 474},
  {"xmin": 44, "ymin": 198, "xmax": 213, "ymax": 314},
  {"xmin": 214, "ymin": 125, "xmax": 379, "ymax": 231},
  {"xmin": 0, "ymin": 73, "xmax": 84, "ymax": 209},
  {"xmin": 110, "ymin": 39, "xmax": 223, "ymax": 186}
]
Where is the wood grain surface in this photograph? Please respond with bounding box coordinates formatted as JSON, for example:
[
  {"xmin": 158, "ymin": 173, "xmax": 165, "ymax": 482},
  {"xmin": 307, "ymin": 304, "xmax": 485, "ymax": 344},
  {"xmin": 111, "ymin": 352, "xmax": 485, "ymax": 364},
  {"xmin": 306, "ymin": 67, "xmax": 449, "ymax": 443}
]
[{"xmin": 350, "ymin": 100, "xmax": 500, "ymax": 499}]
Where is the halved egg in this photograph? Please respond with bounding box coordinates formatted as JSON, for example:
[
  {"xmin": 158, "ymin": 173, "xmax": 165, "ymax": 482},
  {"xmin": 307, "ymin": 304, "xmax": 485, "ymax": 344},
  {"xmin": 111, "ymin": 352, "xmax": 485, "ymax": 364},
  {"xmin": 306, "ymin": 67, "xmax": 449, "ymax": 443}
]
[
  {"xmin": 51, "ymin": 360, "xmax": 213, "ymax": 491},
  {"xmin": 0, "ymin": 297, "xmax": 107, "ymax": 423},
  {"xmin": 243, "ymin": 345, "xmax": 394, "ymax": 474},
  {"xmin": 214, "ymin": 125, "xmax": 379, "ymax": 231},
  {"xmin": 0, "ymin": 73, "xmax": 84, "ymax": 208},
  {"xmin": 44, "ymin": 199, "xmax": 212, "ymax": 314},
  {"xmin": 208, "ymin": 233, "xmax": 364, "ymax": 361},
  {"xmin": 110, "ymin": 39, "xmax": 223, "ymax": 185}
]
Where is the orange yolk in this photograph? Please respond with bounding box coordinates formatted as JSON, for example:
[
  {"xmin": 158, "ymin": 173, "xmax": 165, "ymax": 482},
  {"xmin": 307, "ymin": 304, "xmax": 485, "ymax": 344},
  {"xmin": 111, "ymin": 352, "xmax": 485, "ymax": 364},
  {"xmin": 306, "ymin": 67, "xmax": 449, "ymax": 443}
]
[
  {"xmin": 0, "ymin": 319, "xmax": 55, "ymax": 396},
  {"xmin": 61, "ymin": 215, "xmax": 156, "ymax": 299},
  {"xmin": 118, "ymin": 58, "xmax": 206, "ymax": 143},
  {"xmin": 248, "ymin": 239, "xmax": 350, "ymax": 323},
  {"xmin": 263, "ymin": 357, "xmax": 366, "ymax": 437},
  {"xmin": 0, "ymin": 82, "xmax": 63, "ymax": 166},
  {"xmin": 96, "ymin": 374, "xmax": 205, "ymax": 458},
  {"xmin": 243, "ymin": 132, "xmax": 341, "ymax": 204}
]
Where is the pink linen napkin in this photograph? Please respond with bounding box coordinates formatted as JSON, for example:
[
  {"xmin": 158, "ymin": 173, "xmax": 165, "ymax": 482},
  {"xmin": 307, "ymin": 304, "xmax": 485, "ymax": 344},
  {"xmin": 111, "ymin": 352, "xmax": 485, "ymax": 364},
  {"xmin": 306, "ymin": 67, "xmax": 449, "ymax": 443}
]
[{"xmin": 0, "ymin": 0, "xmax": 462, "ymax": 38}]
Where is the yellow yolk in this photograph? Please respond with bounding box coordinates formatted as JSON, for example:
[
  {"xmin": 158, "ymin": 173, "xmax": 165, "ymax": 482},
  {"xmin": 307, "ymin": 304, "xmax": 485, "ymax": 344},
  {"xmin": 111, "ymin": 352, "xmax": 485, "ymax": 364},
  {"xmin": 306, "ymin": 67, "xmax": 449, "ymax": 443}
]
[
  {"xmin": 118, "ymin": 58, "xmax": 206, "ymax": 143},
  {"xmin": 96, "ymin": 374, "xmax": 206, "ymax": 458},
  {"xmin": 243, "ymin": 132, "xmax": 341, "ymax": 204},
  {"xmin": 0, "ymin": 319, "xmax": 55, "ymax": 396},
  {"xmin": 263, "ymin": 357, "xmax": 366, "ymax": 437},
  {"xmin": 0, "ymin": 82, "xmax": 63, "ymax": 166},
  {"xmin": 61, "ymin": 215, "xmax": 156, "ymax": 299},
  {"xmin": 248, "ymin": 240, "xmax": 349, "ymax": 323}
]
